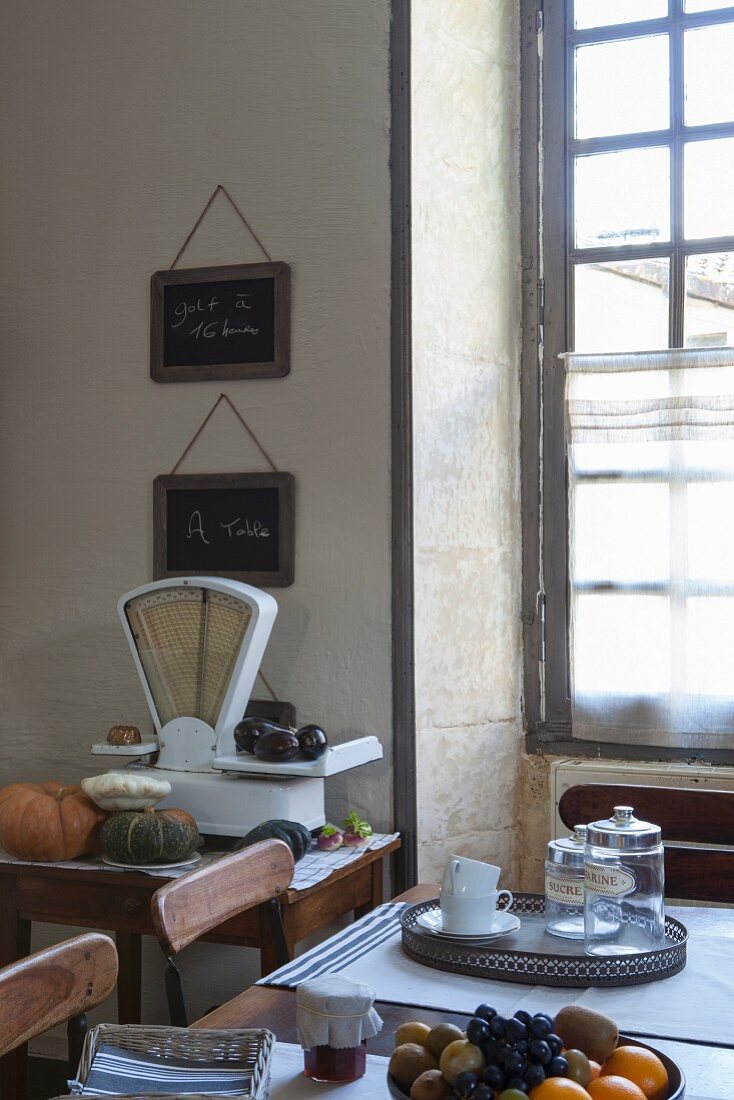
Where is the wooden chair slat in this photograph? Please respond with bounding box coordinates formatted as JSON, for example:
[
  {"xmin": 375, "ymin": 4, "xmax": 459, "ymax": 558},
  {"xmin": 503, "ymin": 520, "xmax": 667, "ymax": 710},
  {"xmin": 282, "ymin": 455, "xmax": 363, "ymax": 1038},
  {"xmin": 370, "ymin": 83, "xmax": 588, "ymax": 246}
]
[
  {"xmin": 0, "ymin": 932, "xmax": 118, "ymax": 1058},
  {"xmin": 559, "ymin": 783, "xmax": 734, "ymax": 903},
  {"xmin": 151, "ymin": 838, "xmax": 294, "ymax": 957},
  {"xmin": 559, "ymin": 783, "xmax": 734, "ymax": 844}
]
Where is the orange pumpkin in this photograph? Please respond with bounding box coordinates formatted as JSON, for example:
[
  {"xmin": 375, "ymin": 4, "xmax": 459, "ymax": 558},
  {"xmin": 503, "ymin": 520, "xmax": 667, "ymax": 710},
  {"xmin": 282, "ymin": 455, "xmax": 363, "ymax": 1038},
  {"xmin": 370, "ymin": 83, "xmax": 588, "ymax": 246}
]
[{"xmin": 0, "ymin": 781, "xmax": 108, "ymax": 861}]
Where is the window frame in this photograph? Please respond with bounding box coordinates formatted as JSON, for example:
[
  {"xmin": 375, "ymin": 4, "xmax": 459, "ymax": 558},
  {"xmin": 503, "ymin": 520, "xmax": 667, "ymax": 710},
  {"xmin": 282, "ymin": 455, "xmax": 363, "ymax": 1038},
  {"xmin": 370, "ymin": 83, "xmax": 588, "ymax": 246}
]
[{"xmin": 521, "ymin": 0, "xmax": 734, "ymax": 761}]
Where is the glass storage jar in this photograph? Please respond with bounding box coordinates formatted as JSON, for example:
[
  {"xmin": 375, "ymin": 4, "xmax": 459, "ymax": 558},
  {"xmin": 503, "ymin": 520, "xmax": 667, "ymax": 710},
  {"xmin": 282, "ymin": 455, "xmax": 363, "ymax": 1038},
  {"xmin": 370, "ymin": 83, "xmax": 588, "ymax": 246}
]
[
  {"xmin": 545, "ymin": 824, "xmax": 586, "ymax": 939},
  {"xmin": 584, "ymin": 804, "xmax": 665, "ymax": 956}
]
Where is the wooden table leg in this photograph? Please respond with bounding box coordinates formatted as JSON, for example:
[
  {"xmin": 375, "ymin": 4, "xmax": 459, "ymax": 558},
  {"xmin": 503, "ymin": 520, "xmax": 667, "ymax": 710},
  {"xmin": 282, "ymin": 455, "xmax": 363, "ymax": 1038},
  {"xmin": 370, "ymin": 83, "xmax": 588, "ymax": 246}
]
[
  {"xmin": 258, "ymin": 904, "xmax": 296, "ymax": 979},
  {"xmin": 354, "ymin": 854, "xmax": 385, "ymax": 918},
  {"xmin": 0, "ymin": 875, "xmax": 31, "ymax": 1100},
  {"xmin": 115, "ymin": 932, "xmax": 142, "ymax": 1024}
]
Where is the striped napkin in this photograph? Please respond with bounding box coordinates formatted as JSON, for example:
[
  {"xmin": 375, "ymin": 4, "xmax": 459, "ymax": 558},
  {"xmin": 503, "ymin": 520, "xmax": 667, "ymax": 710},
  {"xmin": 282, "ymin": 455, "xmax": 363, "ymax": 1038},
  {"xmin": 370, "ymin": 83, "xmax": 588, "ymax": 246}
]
[
  {"xmin": 69, "ymin": 1044, "xmax": 254, "ymax": 1096},
  {"xmin": 257, "ymin": 902, "xmax": 408, "ymax": 987}
]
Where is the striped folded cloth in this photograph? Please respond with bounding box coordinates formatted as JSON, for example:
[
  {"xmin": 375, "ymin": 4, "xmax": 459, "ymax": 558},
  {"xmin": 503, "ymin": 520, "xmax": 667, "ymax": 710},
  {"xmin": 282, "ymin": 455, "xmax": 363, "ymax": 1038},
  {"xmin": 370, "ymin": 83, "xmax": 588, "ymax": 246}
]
[{"xmin": 69, "ymin": 1044, "xmax": 254, "ymax": 1096}]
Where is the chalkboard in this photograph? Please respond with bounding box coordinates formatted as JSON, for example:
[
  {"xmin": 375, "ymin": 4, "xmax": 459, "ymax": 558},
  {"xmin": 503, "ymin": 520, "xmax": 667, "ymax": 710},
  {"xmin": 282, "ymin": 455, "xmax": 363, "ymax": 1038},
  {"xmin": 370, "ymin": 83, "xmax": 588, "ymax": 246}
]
[
  {"xmin": 150, "ymin": 262, "xmax": 290, "ymax": 382},
  {"xmin": 154, "ymin": 473, "xmax": 295, "ymax": 586}
]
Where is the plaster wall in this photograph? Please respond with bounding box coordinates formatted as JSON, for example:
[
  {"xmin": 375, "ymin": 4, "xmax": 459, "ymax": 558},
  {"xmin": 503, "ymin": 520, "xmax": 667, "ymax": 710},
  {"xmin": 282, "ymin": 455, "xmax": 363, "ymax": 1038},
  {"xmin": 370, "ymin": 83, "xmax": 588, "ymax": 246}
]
[
  {"xmin": 0, "ymin": 0, "xmax": 392, "ymax": 1040},
  {"xmin": 412, "ymin": 0, "xmax": 524, "ymax": 883}
]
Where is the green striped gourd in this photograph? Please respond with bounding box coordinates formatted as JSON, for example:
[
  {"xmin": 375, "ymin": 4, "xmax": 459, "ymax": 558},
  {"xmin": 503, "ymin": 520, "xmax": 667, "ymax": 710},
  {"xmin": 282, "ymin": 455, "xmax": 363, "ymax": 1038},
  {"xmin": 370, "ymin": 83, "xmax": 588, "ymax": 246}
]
[{"xmin": 100, "ymin": 807, "xmax": 199, "ymax": 864}]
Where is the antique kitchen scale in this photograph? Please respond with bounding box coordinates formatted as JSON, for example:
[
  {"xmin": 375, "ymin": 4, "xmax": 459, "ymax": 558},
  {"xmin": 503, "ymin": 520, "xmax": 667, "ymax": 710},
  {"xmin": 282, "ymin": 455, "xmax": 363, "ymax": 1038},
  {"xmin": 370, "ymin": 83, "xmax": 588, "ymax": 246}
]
[{"xmin": 90, "ymin": 577, "xmax": 382, "ymax": 835}]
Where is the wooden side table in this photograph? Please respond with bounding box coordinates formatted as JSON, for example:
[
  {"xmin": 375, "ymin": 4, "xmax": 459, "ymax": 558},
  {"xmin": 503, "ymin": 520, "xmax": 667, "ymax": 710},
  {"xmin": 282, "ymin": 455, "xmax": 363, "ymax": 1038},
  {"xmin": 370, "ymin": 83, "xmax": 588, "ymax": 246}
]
[{"xmin": 0, "ymin": 837, "xmax": 399, "ymax": 1100}]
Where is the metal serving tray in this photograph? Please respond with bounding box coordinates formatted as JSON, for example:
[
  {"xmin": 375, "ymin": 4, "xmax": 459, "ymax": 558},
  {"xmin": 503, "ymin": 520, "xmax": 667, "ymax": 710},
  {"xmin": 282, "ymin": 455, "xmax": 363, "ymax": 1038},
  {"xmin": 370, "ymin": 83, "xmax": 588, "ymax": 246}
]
[{"xmin": 400, "ymin": 894, "xmax": 687, "ymax": 988}]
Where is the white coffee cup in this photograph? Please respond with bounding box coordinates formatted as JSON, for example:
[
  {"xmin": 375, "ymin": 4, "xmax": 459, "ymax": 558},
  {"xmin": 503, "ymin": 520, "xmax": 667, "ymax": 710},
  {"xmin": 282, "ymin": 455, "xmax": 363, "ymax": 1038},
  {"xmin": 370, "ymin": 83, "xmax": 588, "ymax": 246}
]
[
  {"xmin": 442, "ymin": 855, "xmax": 501, "ymax": 898},
  {"xmin": 440, "ymin": 889, "xmax": 514, "ymax": 935}
]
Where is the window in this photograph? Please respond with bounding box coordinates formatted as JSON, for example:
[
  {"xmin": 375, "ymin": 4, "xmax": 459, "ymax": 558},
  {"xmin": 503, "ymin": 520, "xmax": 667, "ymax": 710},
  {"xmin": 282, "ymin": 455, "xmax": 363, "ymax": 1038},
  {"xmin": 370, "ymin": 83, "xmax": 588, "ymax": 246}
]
[{"xmin": 522, "ymin": 0, "xmax": 734, "ymax": 755}]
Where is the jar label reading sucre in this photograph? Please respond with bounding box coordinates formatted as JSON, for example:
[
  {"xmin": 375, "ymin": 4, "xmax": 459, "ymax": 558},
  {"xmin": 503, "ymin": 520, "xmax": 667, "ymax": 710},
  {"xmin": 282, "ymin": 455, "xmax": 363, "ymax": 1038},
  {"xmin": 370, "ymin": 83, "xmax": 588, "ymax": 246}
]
[
  {"xmin": 584, "ymin": 862, "xmax": 636, "ymax": 897},
  {"xmin": 544, "ymin": 869, "xmax": 584, "ymax": 905}
]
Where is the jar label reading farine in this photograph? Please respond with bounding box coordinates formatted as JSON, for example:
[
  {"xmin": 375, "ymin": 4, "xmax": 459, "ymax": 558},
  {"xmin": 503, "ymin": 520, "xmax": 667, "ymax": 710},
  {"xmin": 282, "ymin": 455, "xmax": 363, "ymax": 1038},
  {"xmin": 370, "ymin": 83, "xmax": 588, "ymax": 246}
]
[
  {"xmin": 544, "ymin": 869, "xmax": 584, "ymax": 906},
  {"xmin": 584, "ymin": 862, "xmax": 636, "ymax": 897}
]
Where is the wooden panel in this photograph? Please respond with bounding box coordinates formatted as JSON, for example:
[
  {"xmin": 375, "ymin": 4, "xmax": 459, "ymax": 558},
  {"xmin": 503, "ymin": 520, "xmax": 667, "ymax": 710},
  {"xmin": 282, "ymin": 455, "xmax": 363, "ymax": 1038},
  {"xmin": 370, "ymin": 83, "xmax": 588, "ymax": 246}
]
[
  {"xmin": 559, "ymin": 784, "xmax": 734, "ymax": 903},
  {"xmin": 0, "ymin": 933, "xmax": 117, "ymax": 1057},
  {"xmin": 151, "ymin": 839, "xmax": 294, "ymax": 956},
  {"xmin": 559, "ymin": 784, "xmax": 734, "ymax": 843}
]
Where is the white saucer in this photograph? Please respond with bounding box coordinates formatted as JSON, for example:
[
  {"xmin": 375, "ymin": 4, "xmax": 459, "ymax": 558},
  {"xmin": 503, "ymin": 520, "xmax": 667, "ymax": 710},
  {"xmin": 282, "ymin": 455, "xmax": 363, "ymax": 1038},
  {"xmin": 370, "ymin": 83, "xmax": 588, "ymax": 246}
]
[
  {"xmin": 102, "ymin": 852, "xmax": 201, "ymax": 871},
  {"xmin": 416, "ymin": 908, "xmax": 521, "ymax": 941}
]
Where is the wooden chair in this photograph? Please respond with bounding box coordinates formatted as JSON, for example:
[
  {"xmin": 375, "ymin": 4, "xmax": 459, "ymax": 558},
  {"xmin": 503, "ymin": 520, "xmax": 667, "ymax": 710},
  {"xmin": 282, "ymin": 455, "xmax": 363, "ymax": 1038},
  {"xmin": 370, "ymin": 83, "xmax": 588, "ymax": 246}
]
[
  {"xmin": 151, "ymin": 838, "xmax": 295, "ymax": 1027},
  {"xmin": 559, "ymin": 782, "xmax": 734, "ymax": 903},
  {"xmin": 0, "ymin": 932, "xmax": 118, "ymax": 1075}
]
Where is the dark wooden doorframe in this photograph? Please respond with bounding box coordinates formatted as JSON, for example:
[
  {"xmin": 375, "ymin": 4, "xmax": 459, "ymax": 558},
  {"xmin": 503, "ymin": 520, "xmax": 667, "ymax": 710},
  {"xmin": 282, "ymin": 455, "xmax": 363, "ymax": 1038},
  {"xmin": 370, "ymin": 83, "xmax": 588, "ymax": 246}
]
[{"xmin": 390, "ymin": 0, "xmax": 417, "ymax": 893}]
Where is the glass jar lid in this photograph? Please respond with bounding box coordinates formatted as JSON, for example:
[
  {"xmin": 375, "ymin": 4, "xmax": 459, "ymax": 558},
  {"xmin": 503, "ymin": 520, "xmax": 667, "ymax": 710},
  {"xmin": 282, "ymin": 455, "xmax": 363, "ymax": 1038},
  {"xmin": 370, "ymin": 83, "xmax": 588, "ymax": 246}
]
[
  {"xmin": 547, "ymin": 824, "xmax": 587, "ymax": 867},
  {"xmin": 586, "ymin": 805, "xmax": 661, "ymax": 850}
]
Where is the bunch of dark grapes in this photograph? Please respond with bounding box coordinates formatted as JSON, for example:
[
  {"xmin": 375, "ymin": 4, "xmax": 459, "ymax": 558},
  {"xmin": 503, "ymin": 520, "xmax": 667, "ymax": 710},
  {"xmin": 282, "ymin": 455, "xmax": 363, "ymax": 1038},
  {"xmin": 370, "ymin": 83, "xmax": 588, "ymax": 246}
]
[{"xmin": 451, "ymin": 1004, "xmax": 568, "ymax": 1099}]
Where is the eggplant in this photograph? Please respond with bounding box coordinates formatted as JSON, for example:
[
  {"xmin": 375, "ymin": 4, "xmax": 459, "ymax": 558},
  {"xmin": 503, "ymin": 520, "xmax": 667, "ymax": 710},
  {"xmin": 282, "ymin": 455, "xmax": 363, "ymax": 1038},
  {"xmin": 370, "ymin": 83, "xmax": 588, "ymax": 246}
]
[
  {"xmin": 234, "ymin": 718, "xmax": 286, "ymax": 755},
  {"xmin": 297, "ymin": 724, "xmax": 329, "ymax": 760},
  {"xmin": 253, "ymin": 727, "xmax": 301, "ymax": 763}
]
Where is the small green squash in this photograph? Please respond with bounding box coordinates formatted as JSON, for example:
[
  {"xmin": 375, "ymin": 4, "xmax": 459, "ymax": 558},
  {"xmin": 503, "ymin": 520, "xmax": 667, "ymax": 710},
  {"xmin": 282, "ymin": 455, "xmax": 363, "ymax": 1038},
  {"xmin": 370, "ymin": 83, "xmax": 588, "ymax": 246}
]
[
  {"xmin": 100, "ymin": 807, "xmax": 199, "ymax": 865},
  {"xmin": 236, "ymin": 819, "xmax": 312, "ymax": 863}
]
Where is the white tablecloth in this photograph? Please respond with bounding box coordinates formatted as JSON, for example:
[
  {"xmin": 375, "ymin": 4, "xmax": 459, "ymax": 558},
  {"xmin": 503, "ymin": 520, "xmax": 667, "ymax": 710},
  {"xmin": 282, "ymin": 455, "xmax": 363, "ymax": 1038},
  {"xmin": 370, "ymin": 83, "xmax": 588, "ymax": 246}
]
[{"xmin": 260, "ymin": 903, "xmax": 734, "ymax": 1048}]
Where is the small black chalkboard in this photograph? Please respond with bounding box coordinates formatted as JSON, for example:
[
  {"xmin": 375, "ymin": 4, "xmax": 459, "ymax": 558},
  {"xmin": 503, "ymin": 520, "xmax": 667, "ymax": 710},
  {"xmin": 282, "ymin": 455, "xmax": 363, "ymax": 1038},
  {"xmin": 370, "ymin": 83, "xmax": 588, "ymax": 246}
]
[
  {"xmin": 151, "ymin": 262, "xmax": 290, "ymax": 382},
  {"xmin": 154, "ymin": 473, "xmax": 295, "ymax": 585}
]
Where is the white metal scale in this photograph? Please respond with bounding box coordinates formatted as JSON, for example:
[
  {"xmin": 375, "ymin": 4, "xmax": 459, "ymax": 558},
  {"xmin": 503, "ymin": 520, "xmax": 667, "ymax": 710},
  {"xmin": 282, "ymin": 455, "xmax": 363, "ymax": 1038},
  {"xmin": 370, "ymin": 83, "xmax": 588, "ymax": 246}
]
[{"xmin": 90, "ymin": 577, "xmax": 382, "ymax": 835}]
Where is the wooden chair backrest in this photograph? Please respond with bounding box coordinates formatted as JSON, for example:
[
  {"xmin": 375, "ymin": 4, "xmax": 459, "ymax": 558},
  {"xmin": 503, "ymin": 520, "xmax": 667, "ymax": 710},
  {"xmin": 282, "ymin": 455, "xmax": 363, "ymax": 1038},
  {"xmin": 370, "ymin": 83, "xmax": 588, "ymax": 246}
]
[
  {"xmin": 151, "ymin": 838, "xmax": 295, "ymax": 956},
  {"xmin": 558, "ymin": 782, "xmax": 734, "ymax": 904},
  {"xmin": 0, "ymin": 933, "xmax": 118, "ymax": 1057}
]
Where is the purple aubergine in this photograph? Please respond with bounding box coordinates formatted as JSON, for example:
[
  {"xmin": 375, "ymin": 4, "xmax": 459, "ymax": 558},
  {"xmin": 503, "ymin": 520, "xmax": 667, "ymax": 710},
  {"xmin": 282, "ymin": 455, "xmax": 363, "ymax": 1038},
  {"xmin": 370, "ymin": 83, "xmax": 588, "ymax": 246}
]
[
  {"xmin": 297, "ymin": 724, "xmax": 329, "ymax": 760},
  {"xmin": 234, "ymin": 718, "xmax": 285, "ymax": 754},
  {"xmin": 253, "ymin": 727, "xmax": 301, "ymax": 763}
]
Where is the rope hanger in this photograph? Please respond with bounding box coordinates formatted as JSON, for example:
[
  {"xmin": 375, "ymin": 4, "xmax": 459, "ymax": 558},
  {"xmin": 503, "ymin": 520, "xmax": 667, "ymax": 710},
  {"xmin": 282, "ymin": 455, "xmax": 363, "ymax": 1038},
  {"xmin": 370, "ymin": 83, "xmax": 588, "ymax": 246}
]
[{"xmin": 169, "ymin": 184, "xmax": 273, "ymax": 269}]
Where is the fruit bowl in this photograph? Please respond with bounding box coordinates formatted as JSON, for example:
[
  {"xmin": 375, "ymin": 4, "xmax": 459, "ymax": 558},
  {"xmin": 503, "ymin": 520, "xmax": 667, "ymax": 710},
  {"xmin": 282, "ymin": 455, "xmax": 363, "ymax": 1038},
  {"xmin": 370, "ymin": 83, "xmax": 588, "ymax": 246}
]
[{"xmin": 386, "ymin": 1035, "xmax": 685, "ymax": 1100}]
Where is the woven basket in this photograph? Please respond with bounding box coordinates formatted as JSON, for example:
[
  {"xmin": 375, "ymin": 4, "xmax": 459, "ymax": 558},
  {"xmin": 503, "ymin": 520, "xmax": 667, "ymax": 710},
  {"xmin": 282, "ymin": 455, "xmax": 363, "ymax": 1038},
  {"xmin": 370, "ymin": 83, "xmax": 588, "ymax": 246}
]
[{"xmin": 60, "ymin": 1023, "xmax": 273, "ymax": 1100}]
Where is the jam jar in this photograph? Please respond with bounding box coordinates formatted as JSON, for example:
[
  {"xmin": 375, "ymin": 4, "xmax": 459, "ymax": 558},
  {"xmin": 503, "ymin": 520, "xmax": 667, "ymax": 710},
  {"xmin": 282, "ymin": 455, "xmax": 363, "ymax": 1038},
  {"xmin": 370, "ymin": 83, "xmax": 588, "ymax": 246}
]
[
  {"xmin": 296, "ymin": 975, "xmax": 382, "ymax": 1083},
  {"xmin": 544, "ymin": 824, "xmax": 586, "ymax": 939}
]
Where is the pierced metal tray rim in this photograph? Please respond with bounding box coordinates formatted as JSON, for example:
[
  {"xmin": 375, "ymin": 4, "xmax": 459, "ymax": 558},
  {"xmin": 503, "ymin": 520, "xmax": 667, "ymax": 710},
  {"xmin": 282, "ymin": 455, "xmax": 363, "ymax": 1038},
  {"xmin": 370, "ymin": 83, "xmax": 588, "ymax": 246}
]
[{"xmin": 400, "ymin": 892, "xmax": 688, "ymax": 989}]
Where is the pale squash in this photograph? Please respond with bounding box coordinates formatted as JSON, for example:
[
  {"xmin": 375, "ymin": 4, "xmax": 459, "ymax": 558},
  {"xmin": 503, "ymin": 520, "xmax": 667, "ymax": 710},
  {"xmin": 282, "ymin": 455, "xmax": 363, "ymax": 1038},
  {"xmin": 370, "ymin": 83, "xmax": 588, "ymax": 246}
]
[
  {"xmin": 0, "ymin": 781, "xmax": 108, "ymax": 861},
  {"xmin": 81, "ymin": 771, "xmax": 171, "ymax": 811}
]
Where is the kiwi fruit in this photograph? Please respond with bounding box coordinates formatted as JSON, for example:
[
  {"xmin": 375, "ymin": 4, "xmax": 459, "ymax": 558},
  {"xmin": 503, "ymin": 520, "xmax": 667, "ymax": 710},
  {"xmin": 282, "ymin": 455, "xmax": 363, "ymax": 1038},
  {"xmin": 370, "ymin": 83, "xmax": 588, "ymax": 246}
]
[
  {"xmin": 410, "ymin": 1068, "xmax": 451, "ymax": 1100},
  {"xmin": 389, "ymin": 1043, "xmax": 439, "ymax": 1092},
  {"xmin": 554, "ymin": 1005, "xmax": 619, "ymax": 1064}
]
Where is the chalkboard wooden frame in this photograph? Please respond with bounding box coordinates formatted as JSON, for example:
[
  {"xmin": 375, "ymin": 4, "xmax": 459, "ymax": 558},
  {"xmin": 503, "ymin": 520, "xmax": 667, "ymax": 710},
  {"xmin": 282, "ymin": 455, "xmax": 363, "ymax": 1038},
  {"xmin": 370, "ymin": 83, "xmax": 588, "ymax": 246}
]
[
  {"xmin": 153, "ymin": 472, "xmax": 295, "ymax": 586},
  {"xmin": 150, "ymin": 262, "xmax": 291, "ymax": 382}
]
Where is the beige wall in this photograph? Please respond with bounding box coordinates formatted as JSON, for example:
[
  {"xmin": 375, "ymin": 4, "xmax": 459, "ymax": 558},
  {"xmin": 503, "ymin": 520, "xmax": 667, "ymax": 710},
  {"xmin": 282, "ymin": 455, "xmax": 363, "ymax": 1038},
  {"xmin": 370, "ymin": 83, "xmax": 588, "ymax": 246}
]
[
  {"xmin": 412, "ymin": 0, "xmax": 524, "ymax": 883},
  {"xmin": 0, "ymin": 0, "xmax": 392, "ymax": 1039}
]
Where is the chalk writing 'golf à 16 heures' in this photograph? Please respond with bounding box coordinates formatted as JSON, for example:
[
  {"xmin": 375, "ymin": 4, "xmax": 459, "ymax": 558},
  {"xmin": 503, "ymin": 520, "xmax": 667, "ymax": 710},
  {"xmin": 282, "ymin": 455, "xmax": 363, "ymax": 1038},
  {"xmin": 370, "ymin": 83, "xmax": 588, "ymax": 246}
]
[
  {"xmin": 170, "ymin": 293, "xmax": 260, "ymax": 340},
  {"xmin": 186, "ymin": 510, "xmax": 270, "ymax": 545}
]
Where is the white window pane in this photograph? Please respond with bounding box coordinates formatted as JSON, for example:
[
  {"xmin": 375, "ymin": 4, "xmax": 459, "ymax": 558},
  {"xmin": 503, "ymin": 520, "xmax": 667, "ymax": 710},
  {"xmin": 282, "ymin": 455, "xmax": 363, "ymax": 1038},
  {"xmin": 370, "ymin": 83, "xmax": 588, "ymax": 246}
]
[
  {"xmin": 575, "ymin": 258, "xmax": 670, "ymax": 352},
  {"xmin": 684, "ymin": 253, "xmax": 734, "ymax": 347},
  {"xmin": 688, "ymin": 483, "xmax": 734, "ymax": 582},
  {"xmin": 575, "ymin": 37, "xmax": 669, "ymax": 139},
  {"xmin": 685, "ymin": 24, "xmax": 734, "ymax": 126},
  {"xmin": 574, "ymin": 595, "xmax": 670, "ymax": 694},
  {"xmin": 573, "ymin": 440, "xmax": 672, "ymax": 475},
  {"xmin": 687, "ymin": 598, "xmax": 734, "ymax": 696},
  {"xmin": 682, "ymin": 437, "xmax": 734, "ymax": 473},
  {"xmin": 575, "ymin": 0, "xmax": 667, "ymax": 28},
  {"xmin": 685, "ymin": 1, "xmax": 734, "ymax": 11},
  {"xmin": 575, "ymin": 148, "xmax": 670, "ymax": 248},
  {"xmin": 685, "ymin": 138, "xmax": 734, "ymax": 240},
  {"xmin": 573, "ymin": 483, "xmax": 670, "ymax": 583}
]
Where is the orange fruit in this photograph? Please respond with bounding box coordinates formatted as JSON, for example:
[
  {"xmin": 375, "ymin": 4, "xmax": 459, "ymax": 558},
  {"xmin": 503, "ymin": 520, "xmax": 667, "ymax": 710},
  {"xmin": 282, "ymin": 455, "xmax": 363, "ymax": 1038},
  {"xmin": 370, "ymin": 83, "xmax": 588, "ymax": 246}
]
[
  {"xmin": 601, "ymin": 1046, "xmax": 669, "ymax": 1100},
  {"xmin": 588, "ymin": 1076, "xmax": 647, "ymax": 1100},
  {"xmin": 530, "ymin": 1079, "xmax": 592, "ymax": 1100},
  {"xmin": 589, "ymin": 1061, "xmax": 602, "ymax": 1081}
]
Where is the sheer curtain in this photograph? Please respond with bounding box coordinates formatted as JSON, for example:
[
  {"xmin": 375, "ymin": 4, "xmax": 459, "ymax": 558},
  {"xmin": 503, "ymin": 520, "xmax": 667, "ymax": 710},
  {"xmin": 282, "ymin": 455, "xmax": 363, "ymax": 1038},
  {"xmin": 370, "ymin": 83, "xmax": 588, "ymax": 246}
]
[{"xmin": 565, "ymin": 347, "xmax": 734, "ymax": 749}]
